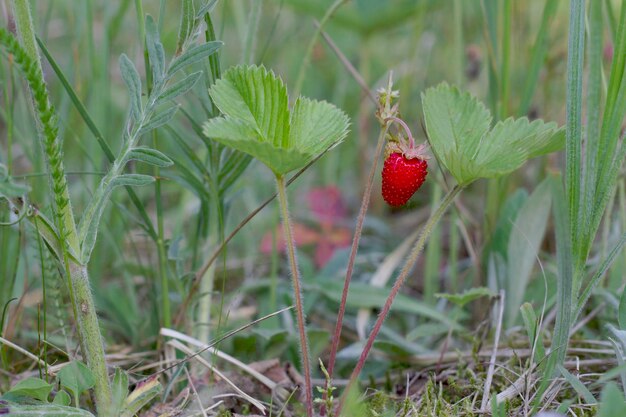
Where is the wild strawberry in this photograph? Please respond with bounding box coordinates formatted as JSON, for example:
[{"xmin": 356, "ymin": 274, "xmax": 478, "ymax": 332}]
[{"xmin": 381, "ymin": 152, "xmax": 428, "ymax": 207}]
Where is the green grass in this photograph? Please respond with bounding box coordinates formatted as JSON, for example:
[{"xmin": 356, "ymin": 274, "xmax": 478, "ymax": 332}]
[{"xmin": 0, "ymin": 1, "xmax": 625, "ymax": 416}]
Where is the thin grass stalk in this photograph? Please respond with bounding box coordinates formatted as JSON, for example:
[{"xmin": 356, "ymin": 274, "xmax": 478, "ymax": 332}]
[
  {"xmin": 1, "ymin": 12, "xmax": 112, "ymax": 417},
  {"xmin": 326, "ymin": 123, "xmax": 390, "ymax": 383},
  {"xmin": 336, "ymin": 184, "xmax": 464, "ymax": 416},
  {"xmin": 134, "ymin": 0, "xmax": 171, "ymax": 328},
  {"xmin": 292, "ymin": 0, "xmax": 347, "ymax": 98},
  {"xmin": 518, "ymin": 0, "xmax": 559, "ymax": 116},
  {"xmin": 532, "ymin": 177, "xmax": 573, "ymax": 413},
  {"xmin": 198, "ymin": 191, "xmax": 220, "ymax": 343},
  {"xmin": 453, "ymin": 0, "xmax": 463, "ymax": 86},
  {"xmin": 34, "ymin": 219, "xmax": 48, "ymax": 380},
  {"xmin": 583, "ymin": 0, "xmax": 603, "ymax": 235},
  {"xmin": 242, "ymin": 0, "xmax": 261, "ymax": 64},
  {"xmin": 565, "ymin": 0, "xmax": 585, "ymax": 268},
  {"xmin": 499, "ymin": 0, "xmax": 511, "ymax": 118},
  {"xmin": 275, "ymin": 175, "xmax": 313, "ymax": 417},
  {"xmin": 424, "ymin": 181, "xmax": 442, "ymax": 303},
  {"xmin": 544, "ymin": 0, "xmax": 585, "ymax": 377}
]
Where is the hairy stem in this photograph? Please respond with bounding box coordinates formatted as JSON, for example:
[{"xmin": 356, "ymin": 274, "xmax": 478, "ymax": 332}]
[
  {"xmin": 326, "ymin": 124, "xmax": 389, "ymax": 381},
  {"xmin": 276, "ymin": 175, "xmax": 313, "ymax": 417},
  {"xmin": 336, "ymin": 184, "xmax": 464, "ymax": 416},
  {"xmin": 1, "ymin": 13, "xmax": 112, "ymax": 416},
  {"xmin": 69, "ymin": 263, "xmax": 112, "ymax": 415}
]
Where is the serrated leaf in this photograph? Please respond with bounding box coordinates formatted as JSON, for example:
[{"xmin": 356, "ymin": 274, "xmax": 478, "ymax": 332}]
[
  {"xmin": 168, "ymin": 41, "xmax": 223, "ymax": 76},
  {"xmin": 57, "ymin": 361, "xmax": 95, "ymax": 405},
  {"xmin": 422, "ymin": 83, "xmax": 564, "ymax": 184},
  {"xmin": 205, "ymin": 65, "xmax": 350, "ymax": 175},
  {"xmin": 422, "ymin": 83, "xmax": 491, "ymax": 184},
  {"xmin": 478, "ymin": 118, "xmax": 563, "ymax": 178},
  {"xmin": 436, "ymin": 287, "xmax": 496, "ymax": 307},
  {"xmin": 158, "ymin": 71, "xmax": 202, "ymax": 102},
  {"xmin": 203, "ymin": 117, "xmax": 309, "ymax": 174},
  {"xmin": 0, "ymin": 401, "xmax": 96, "ymax": 416},
  {"xmin": 289, "ymin": 97, "xmax": 350, "ymax": 159},
  {"xmin": 8, "ymin": 378, "xmax": 53, "ymax": 402},
  {"xmin": 127, "ymin": 147, "xmax": 174, "ymax": 167},
  {"xmin": 145, "ymin": 15, "xmax": 165, "ymax": 83},
  {"xmin": 119, "ymin": 54, "xmax": 142, "ymax": 121},
  {"xmin": 209, "ymin": 65, "xmax": 290, "ymax": 148},
  {"xmin": 138, "ymin": 105, "xmax": 179, "ymax": 135},
  {"xmin": 110, "ymin": 174, "xmax": 155, "ymax": 188}
]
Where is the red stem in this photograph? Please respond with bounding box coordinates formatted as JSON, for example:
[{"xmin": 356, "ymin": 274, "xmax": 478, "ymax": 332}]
[
  {"xmin": 325, "ymin": 124, "xmax": 389, "ymax": 386},
  {"xmin": 387, "ymin": 116, "xmax": 415, "ymax": 148},
  {"xmin": 335, "ymin": 184, "xmax": 463, "ymax": 416}
]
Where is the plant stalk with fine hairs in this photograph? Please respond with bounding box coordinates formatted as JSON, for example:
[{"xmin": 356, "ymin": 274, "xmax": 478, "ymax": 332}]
[
  {"xmin": 0, "ymin": 9, "xmax": 112, "ymax": 417},
  {"xmin": 325, "ymin": 123, "xmax": 389, "ymax": 383},
  {"xmin": 335, "ymin": 184, "xmax": 463, "ymax": 416},
  {"xmin": 276, "ymin": 174, "xmax": 314, "ymax": 417}
]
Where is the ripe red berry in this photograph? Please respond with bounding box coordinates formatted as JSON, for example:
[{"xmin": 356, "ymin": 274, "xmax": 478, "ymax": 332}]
[{"xmin": 381, "ymin": 152, "xmax": 428, "ymax": 207}]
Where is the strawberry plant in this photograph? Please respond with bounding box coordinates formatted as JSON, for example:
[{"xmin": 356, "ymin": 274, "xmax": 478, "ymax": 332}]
[
  {"xmin": 334, "ymin": 81, "xmax": 564, "ymax": 414},
  {"xmin": 203, "ymin": 64, "xmax": 349, "ymax": 417}
]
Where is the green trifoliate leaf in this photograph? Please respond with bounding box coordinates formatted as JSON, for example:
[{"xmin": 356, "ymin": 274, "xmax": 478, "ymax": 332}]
[
  {"xmin": 202, "ymin": 117, "xmax": 310, "ymax": 174},
  {"xmin": 422, "ymin": 83, "xmax": 564, "ymax": 185},
  {"xmin": 203, "ymin": 65, "xmax": 349, "ymax": 176},
  {"xmin": 289, "ymin": 97, "xmax": 350, "ymax": 157}
]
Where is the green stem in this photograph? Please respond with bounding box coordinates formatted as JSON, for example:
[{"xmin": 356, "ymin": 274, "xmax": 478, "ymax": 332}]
[
  {"xmin": 3, "ymin": 6, "xmax": 112, "ymax": 415},
  {"xmin": 336, "ymin": 184, "xmax": 464, "ymax": 416},
  {"xmin": 197, "ymin": 192, "xmax": 219, "ymax": 343},
  {"xmin": 275, "ymin": 175, "xmax": 313, "ymax": 417},
  {"xmin": 11, "ymin": 0, "xmax": 39, "ymax": 65},
  {"xmin": 69, "ymin": 263, "xmax": 112, "ymax": 415},
  {"xmin": 242, "ymin": 0, "xmax": 262, "ymax": 64},
  {"xmin": 500, "ymin": 0, "xmax": 511, "ymax": 117}
]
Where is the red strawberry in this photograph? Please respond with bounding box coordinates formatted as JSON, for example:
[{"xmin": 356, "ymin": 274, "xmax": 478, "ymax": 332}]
[{"xmin": 381, "ymin": 152, "xmax": 428, "ymax": 207}]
